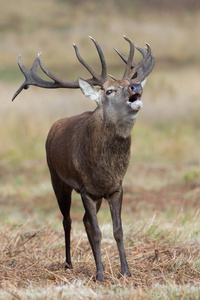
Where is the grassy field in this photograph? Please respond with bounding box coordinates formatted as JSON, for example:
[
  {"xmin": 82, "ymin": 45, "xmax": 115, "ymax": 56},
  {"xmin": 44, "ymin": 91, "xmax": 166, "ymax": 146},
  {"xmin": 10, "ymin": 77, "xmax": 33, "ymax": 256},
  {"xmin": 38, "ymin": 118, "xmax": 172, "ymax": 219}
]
[{"xmin": 0, "ymin": 1, "xmax": 200, "ymax": 299}]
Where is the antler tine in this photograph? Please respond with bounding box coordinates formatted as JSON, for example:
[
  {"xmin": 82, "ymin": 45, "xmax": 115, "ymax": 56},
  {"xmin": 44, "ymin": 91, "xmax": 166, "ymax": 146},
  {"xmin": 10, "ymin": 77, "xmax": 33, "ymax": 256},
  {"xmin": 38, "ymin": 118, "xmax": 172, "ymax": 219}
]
[
  {"xmin": 89, "ymin": 36, "xmax": 107, "ymax": 81},
  {"xmin": 108, "ymin": 74, "xmax": 118, "ymax": 81},
  {"xmin": 73, "ymin": 36, "xmax": 107, "ymax": 85},
  {"xmin": 122, "ymin": 35, "xmax": 135, "ymax": 80},
  {"xmin": 38, "ymin": 54, "xmax": 80, "ymax": 88},
  {"xmin": 12, "ymin": 54, "xmax": 59, "ymax": 101},
  {"xmin": 129, "ymin": 43, "xmax": 151, "ymax": 80},
  {"xmin": 114, "ymin": 47, "xmax": 137, "ymax": 72},
  {"xmin": 114, "ymin": 48, "xmax": 131, "ymax": 65},
  {"xmin": 134, "ymin": 45, "xmax": 155, "ymax": 81},
  {"xmin": 12, "ymin": 55, "xmax": 31, "ymax": 101}
]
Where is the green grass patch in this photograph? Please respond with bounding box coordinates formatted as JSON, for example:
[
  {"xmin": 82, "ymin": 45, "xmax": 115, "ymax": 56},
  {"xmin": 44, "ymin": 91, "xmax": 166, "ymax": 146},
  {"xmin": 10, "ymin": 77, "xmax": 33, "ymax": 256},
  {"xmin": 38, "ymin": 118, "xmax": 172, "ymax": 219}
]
[{"xmin": 184, "ymin": 170, "xmax": 200, "ymax": 185}]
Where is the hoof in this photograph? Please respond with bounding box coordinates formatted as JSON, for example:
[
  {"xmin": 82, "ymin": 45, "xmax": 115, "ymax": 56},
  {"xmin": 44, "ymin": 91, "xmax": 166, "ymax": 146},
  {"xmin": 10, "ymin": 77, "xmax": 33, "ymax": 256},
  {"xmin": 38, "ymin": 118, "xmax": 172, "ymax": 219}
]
[
  {"xmin": 65, "ymin": 262, "xmax": 73, "ymax": 269},
  {"xmin": 95, "ymin": 272, "xmax": 104, "ymax": 282}
]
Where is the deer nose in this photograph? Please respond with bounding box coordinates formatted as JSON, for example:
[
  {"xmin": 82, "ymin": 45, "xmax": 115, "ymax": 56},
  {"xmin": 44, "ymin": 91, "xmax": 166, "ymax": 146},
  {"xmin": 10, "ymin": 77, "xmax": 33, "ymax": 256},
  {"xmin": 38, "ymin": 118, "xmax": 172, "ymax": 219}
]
[{"xmin": 128, "ymin": 84, "xmax": 142, "ymax": 94}]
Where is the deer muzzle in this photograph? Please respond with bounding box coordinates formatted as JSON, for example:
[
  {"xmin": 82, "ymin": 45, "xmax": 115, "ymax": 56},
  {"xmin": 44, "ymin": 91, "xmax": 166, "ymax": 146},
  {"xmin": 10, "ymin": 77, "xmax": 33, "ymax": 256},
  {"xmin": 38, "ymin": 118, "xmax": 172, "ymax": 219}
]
[{"xmin": 127, "ymin": 83, "xmax": 143, "ymax": 111}]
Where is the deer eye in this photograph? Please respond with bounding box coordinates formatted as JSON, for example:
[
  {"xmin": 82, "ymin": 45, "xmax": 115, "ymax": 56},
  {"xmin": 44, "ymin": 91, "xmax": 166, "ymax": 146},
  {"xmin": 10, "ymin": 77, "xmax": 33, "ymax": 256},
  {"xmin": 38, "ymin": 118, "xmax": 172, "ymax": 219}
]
[{"xmin": 106, "ymin": 89, "xmax": 115, "ymax": 95}]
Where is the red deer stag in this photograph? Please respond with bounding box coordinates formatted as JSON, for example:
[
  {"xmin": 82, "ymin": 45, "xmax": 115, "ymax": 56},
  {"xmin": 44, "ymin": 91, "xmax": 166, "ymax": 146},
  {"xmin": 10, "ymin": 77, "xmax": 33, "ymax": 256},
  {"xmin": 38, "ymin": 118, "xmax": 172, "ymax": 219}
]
[{"xmin": 12, "ymin": 36, "xmax": 155, "ymax": 281}]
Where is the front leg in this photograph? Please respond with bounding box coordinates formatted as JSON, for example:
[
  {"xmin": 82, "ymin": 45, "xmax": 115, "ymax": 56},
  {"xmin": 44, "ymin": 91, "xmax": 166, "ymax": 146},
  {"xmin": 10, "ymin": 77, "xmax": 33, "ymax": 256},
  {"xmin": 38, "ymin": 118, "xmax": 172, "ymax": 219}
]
[
  {"xmin": 107, "ymin": 188, "xmax": 131, "ymax": 277},
  {"xmin": 81, "ymin": 191, "xmax": 104, "ymax": 281}
]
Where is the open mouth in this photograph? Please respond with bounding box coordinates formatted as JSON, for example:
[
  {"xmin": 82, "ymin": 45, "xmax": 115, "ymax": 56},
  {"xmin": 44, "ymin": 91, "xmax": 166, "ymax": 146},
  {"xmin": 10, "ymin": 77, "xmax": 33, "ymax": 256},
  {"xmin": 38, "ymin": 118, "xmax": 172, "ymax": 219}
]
[
  {"xmin": 128, "ymin": 93, "xmax": 141, "ymax": 103},
  {"xmin": 126, "ymin": 93, "xmax": 143, "ymax": 112}
]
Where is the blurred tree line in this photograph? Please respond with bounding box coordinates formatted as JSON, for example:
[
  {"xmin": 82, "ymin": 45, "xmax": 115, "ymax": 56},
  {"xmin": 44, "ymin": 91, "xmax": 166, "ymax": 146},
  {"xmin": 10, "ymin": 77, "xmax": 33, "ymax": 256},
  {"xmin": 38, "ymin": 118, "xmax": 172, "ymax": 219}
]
[{"xmin": 57, "ymin": 0, "xmax": 200, "ymax": 12}]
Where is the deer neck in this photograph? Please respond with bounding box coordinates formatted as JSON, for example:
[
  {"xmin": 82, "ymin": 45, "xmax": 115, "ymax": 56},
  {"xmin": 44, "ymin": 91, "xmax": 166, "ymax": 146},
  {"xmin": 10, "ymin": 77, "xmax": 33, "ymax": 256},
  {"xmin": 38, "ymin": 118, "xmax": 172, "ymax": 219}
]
[{"xmin": 95, "ymin": 106, "xmax": 136, "ymax": 139}]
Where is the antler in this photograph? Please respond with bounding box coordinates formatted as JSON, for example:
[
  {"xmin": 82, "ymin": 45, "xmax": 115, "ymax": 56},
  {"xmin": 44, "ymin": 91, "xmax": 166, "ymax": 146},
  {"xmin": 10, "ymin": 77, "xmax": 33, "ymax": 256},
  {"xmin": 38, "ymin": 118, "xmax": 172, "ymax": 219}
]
[
  {"xmin": 114, "ymin": 35, "xmax": 155, "ymax": 83},
  {"xmin": 12, "ymin": 37, "xmax": 108, "ymax": 101},
  {"xmin": 12, "ymin": 36, "xmax": 155, "ymax": 101},
  {"xmin": 73, "ymin": 36, "xmax": 107, "ymax": 85}
]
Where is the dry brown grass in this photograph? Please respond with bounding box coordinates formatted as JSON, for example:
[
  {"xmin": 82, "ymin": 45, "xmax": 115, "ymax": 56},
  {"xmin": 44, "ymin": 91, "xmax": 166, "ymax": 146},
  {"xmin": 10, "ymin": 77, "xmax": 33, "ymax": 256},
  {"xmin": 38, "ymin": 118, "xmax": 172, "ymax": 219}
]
[
  {"xmin": 0, "ymin": 167, "xmax": 200, "ymax": 298},
  {"xmin": 0, "ymin": 222, "xmax": 199, "ymax": 297}
]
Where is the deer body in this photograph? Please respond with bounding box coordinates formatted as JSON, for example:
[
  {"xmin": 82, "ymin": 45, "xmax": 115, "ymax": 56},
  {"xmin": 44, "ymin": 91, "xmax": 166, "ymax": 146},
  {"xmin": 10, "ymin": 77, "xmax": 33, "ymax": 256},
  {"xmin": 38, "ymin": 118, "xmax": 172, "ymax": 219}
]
[
  {"xmin": 46, "ymin": 114, "xmax": 131, "ymax": 197},
  {"xmin": 13, "ymin": 36, "xmax": 155, "ymax": 281}
]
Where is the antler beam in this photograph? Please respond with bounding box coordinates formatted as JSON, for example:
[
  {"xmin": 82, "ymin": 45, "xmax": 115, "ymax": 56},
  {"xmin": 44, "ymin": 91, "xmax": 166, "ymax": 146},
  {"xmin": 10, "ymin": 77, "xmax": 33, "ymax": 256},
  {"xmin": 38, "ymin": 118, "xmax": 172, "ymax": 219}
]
[{"xmin": 12, "ymin": 37, "xmax": 108, "ymax": 101}]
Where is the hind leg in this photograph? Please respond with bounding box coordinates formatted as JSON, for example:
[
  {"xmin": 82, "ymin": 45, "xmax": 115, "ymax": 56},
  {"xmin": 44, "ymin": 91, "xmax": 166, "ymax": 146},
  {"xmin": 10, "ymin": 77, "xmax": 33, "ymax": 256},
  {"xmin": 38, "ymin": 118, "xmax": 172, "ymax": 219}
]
[{"xmin": 50, "ymin": 173, "xmax": 73, "ymax": 269}]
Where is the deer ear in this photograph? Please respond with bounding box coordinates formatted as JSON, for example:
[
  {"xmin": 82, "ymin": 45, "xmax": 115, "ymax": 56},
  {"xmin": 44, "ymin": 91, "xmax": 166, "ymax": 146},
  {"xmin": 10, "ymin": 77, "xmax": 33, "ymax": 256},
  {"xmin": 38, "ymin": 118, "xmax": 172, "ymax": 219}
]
[
  {"xmin": 78, "ymin": 78, "xmax": 101, "ymax": 104},
  {"xmin": 141, "ymin": 79, "xmax": 146, "ymax": 88}
]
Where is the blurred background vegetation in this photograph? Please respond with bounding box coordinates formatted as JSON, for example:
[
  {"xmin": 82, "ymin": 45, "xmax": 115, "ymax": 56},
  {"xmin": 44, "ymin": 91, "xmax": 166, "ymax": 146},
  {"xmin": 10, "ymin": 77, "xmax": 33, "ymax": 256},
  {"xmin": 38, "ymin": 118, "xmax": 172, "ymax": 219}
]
[
  {"xmin": 0, "ymin": 0, "xmax": 200, "ymax": 221},
  {"xmin": 1, "ymin": 0, "xmax": 200, "ymax": 79}
]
